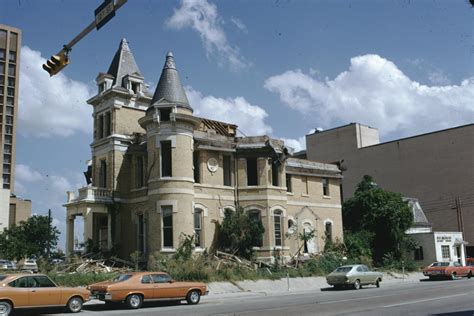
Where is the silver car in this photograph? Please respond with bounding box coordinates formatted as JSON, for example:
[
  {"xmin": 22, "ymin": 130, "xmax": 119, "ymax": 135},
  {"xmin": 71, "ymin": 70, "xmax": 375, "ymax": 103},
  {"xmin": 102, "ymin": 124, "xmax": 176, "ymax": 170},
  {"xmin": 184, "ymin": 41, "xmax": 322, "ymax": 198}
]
[{"xmin": 326, "ymin": 264, "xmax": 383, "ymax": 289}]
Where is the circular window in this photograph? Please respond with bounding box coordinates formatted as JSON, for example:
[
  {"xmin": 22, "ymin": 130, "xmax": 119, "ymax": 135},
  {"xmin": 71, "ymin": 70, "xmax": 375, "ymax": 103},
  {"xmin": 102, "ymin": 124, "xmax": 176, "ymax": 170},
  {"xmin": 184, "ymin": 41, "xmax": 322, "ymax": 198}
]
[{"xmin": 207, "ymin": 158, "xmax": 219, "ymax": 173}]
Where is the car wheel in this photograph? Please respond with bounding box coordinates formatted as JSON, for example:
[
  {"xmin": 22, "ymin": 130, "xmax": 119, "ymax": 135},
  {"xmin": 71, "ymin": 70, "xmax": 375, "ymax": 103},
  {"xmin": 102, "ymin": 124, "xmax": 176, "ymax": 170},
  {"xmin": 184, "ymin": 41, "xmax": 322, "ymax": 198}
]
[
  {"xmin": 66, "ymin": 296, "xmax": 83, "ymax": 313},
  {"xmin": 450, "ymin": 272, "xmax": 457, "ymax": 280},
  {"xmin": 126, "ymin": 294, "xmax": 143, "ymax": 309},
  {"xmin": 186, "ymin": 290, "xmax": 201, "ymax": 305},
  {"xmin": 0, "ymin": 300, "xmax": 12, "ymax": 316},
  {"xmin": 353, "ymin": 279, "xmax": 361, "ymax": 290},
  {"xmin": 376, "ymin": 278, "xmax": 381, "ymax": 288},
  {"xmin": 468, "ymin": 271, "xmax": 472, "ymax": 279}
]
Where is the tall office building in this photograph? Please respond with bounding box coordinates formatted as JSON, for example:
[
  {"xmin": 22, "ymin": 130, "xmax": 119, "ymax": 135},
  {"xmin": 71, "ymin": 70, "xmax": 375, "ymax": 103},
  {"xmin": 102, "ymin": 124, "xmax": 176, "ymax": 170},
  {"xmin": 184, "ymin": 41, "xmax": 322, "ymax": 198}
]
[{"xmin": 0, "ymin": 24, "xmax": 31, "ymax": 230}]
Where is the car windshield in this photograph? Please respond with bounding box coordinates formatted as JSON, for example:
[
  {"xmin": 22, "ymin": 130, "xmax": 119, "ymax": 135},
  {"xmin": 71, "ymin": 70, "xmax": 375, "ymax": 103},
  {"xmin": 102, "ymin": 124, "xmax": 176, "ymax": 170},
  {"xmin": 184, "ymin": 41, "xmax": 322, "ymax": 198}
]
[
  {"xmin": 335, "ymin": 266, "xmax": 353, "ymax": 272},
  {"xmin": 0, "ymin": 275, "xmax": 6, "ymax": 281},
  {"xmin": 431, "ymin": 262, "xmax": 449, "ymax": 267},
  {"xmin": 112, "ymin": 274, "xmax": 133, "ymax": 282}
]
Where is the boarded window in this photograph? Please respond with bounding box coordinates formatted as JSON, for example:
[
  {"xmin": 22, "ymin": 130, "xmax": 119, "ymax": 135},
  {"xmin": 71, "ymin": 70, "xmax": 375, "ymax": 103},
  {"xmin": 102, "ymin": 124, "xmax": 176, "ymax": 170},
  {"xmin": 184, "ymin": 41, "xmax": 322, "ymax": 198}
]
[
  {"xmin": 193, "ymin": 151, "xmax": 200, "ymax": 183},
  {"xmin": 271, "ymin": 159, "xmax": 279, "ymax": 186},
  {"xmin": 162, "ymin": 206, "xmax": 173, "ymax": 248},
  {"xmin": 161, "ymin": 141, "xmax": 172, "ymax": 177},
  {"xmin": 274, "ymin": 210, "xmax": 282, "ymax": 247},
  {"xmin": 223, "ymin": 155, "xmax": 231, "ymax": 186},
  {"xmin": 194, "ymin": 209, "xmax": 203, "ymax": 247},
  {"xmin": 246, "ymin": 157, "xmax": 258, "ymax": 186}
]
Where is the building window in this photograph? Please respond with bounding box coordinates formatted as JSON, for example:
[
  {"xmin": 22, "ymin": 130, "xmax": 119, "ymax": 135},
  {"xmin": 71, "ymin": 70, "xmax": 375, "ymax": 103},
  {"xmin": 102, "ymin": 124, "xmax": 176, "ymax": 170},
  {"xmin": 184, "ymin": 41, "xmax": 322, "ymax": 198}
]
[
  {"xmin": 105, "ymin": 112, "xmax": 111, "ymax": 137},
  {"xmin": 161, "ymin": 141, "xmax": 172, "ymax": 177},
  {"xmin": 5, "ymin": 116, "xmax": 12, "ymax": 125},
  {"xmin": 98, "ymin": 82, "xmax": 105, "ymax": 94},
  {"xmin": 194, "ymin": 209, "xmax": 203, "ymax": 248},
  {"xmin": 162, "ymin": 206, "xmax": 173, "ymax": 248},
  {"xmin": 0, "ymin": 49, "xmax": 4, "ymax": 60},
  {"xmin": 5, "ymin": 107, "xmax": 12, "ymax": 116},
  {"xmin": 249, "ymin": 210, "xmax": 263, "ymax": 247},
  {"xmin": 99, "ymin": 159, "xmax": 107, "ymax": 188},
  {"xmin": 323, "ymin": 178, "xmax": 330, "ymax": 196},
  {"xmin": 7, "ymin": 77, "xmax": 14, "ymax": 87},
  {"xmin": 137, "ymin": 214, "xmax": 145, "ymax": 254},
  {"xmin": 136, "ymin": 156, "xmax": 144, "ymax": 188},
  {"xmin": 246, "ymin": 157, "xmax": 258, "ymax": 186},
  {"xmin": 4, "ymin": 155, "xmax": 11, "ymax": 164},
  {"xmin": 0, "ymin": 62, "xmax": 4, "ymax": 74},
  {"xmin": 4, "ymin": 144, "xmax": 11, "ymax": 154},
  {"xmin": 7, "ymin": 87, "xmax": 13, "ymax": 97},
  {"xmin": 7, "ymin": 97, "xmax": 13, "ymax": 105},
  {"xmin": 131, "ymin": 82, "xmax": 140, "ymax": 94},
  {"xmin": 160, "ymin": 108, "xmax": 171, "ymax": 121},
  {"xmin": 414, "ymin": 246, "xmax": 424, "ymax": 261},
  {"xmin": 271, "ymin": 159, "xmax": 279, "ymax": 186},
  {"xmin": 4, "ymin": 135, "xmax": 12, "ymax": 144},
  {"xmin": 286, "ymin": 174, "xmax": 292, "ymax": 192},
  {"xmin": 193, "ymin": 151, "xmax": 200, "ymax": 183},
  {"xmin": 223, "ymin": 155, "xmax": 231, "ymax": 186},
  {"xmin": 325, "ymin": 222, "xmax": 333, "ymax": 242},
  {"xmin": 3, "ymin": 164, "xmax": 10, "ymax": 174},
  {"xmin": 8, "ymin": 51, "xmax": 16, "ymax": 63},
  {"xmin": 8, "ymin": 64, "xmax": 15, "ymax": 76},
  {"xmin": 97, "ymin": 115, "xmax": 104, "ymax": 139},
  {"xmin": 274, "ymin": 210, "xmax": 283, "ymax": 247},
  {"xmin": 441, "ymin": 245, "xmax": 450, "ymax": 259}
]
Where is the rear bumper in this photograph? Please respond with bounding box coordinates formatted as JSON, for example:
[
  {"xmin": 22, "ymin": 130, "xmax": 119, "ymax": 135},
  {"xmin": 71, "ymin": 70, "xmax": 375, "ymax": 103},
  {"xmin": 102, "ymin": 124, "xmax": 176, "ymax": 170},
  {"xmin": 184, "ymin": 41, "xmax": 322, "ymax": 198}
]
[{"xmin": 91, "ymin": 292, "xmax": 112, "ymax": 301}]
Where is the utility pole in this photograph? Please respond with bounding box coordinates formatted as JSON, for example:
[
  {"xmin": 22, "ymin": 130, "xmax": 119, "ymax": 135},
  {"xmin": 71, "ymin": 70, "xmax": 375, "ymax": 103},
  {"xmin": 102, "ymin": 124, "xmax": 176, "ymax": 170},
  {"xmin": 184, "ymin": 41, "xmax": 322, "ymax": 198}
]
[
  {"xmin": 43, "ymin": 0, "xmax": 128, "ymax": 76},
  {"xmin": 47, "ymin": 209, "xmax": 52, "ymax": 261}
]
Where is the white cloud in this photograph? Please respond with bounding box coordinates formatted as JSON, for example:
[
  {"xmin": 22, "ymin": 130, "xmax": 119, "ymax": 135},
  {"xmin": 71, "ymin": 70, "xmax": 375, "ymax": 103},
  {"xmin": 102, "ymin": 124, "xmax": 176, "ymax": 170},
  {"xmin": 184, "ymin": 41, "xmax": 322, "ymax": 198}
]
[
  {"xmin": 265, "ymin": 54, "xmax": 474, "ymax": 138},
  {"xmin": 166, "ymin": 0, "xmax": 248, "ymax": 71},
  {"xmin": 15, "ymin": 164, "xmax": 43, "ymax": 182},
  {"xmin": 186, "ymin": 86, "xmax": 272, "ymax": 136},
  {"xmin": 19, "ymin": 46, "xmax": 94, "ymax": 138},
  {"xmin": 279, "ymin": 136, "xmax": 306, "ymax": 152},
  {"xmin": 230, "ymin": 17, "xmax": 247, "ymax": 33}
]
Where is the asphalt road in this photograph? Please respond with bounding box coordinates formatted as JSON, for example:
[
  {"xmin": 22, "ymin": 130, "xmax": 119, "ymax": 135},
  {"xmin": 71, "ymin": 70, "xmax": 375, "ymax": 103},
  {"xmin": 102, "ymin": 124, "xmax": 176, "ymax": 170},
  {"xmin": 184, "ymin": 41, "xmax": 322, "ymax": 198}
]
[{"xmin": 12, "ymin": 278, "xmax": 474, "ymax": 316}]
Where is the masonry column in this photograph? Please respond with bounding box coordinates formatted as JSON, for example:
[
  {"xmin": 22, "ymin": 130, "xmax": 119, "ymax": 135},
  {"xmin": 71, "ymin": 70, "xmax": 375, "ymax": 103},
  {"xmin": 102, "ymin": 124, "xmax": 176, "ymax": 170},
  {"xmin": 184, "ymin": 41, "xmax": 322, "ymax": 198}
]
[
  {"xmin": 66, "ymin": 215, "xmax": 75, "ymax": 257},
  {"xmin": 83, "ymin": 207, "xmax": 94, "ymax": 244},
  {"xmin": 107, "ymin": 211, "xmax": 112, "ymax": 250}
]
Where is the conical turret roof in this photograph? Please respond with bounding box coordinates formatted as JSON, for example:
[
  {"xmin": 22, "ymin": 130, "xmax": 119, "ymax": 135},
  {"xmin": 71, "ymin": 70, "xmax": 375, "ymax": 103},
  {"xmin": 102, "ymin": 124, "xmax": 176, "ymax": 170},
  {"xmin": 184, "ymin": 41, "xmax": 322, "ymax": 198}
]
[
  {"xmin": 151, "ymin": 52, "xmax": 191, "ymax": 110},
  {"xmin": 107, "ymin": 38, "xmax": 143, "ymax": 86}
]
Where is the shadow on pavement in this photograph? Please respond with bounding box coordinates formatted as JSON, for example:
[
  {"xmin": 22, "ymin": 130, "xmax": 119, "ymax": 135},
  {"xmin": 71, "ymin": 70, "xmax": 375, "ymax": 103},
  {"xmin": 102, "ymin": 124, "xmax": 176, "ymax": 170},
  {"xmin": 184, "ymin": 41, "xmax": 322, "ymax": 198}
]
[{"xmin": 431, "ymin": 311, "xmax": 474, "ymax": 316}]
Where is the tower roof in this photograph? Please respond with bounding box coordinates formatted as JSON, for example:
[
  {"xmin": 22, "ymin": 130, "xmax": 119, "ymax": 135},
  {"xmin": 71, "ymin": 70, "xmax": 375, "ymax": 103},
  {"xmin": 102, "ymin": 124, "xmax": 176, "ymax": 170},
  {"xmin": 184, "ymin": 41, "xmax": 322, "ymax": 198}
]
[
  {"xmin": 151, "ymin": 51, "xmax": 191, "ymax": 110},
  {"xmin": 107, "ymin": 38, "xmax": 143, "ymax": 86}
]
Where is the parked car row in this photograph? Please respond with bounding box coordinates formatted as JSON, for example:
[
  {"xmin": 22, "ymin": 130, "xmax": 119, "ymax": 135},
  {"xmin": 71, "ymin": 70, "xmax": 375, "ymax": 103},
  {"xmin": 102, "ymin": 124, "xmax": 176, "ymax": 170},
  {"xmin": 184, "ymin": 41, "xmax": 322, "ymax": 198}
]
[
  {"xmin": 421, "ymin": 261, "xmax": 473, "ymax": 280},
  {"xmin": 0, "ymin": 259, "xmax": 37, "ymax": 273},
  {"xmin": 0, "ymin": 271, "xmax": 208, "ymax": 316}
]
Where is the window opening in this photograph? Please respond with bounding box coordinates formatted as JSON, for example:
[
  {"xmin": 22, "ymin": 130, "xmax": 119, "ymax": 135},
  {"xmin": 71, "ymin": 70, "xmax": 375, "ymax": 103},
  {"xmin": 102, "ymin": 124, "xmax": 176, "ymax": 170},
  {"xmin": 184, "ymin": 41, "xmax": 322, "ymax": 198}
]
[
  {"xmin": 274, "ymin": 210, "xmax": 282, "ymax": 247},
  {"xmin": 271, "ymin": 159, "xmax": 279, "ymax": 186},
  {"xmin": 194, "ymin": 209, "xmax": 203, "ymax": 247},
  {"xmin": 246, "ymin": 157, "xmax": 258, "ymax": 186},
  {"xmin": 193, "ymin": 151, "xmax": 200, "ymax": 183},
  {"xmin": 286, "ymin": 174, "xmax": 292, "ymax": 192},
  {"xmin": 162, "ymin": 206, "xmax": 173, "ymax": 248},
  {"xmin": 223, "ymin": 155, "xmax": 231, "ymax": 186},
  {"xmin": 161, "ymin": 141, "xmax": 172, "ymax": 177}
]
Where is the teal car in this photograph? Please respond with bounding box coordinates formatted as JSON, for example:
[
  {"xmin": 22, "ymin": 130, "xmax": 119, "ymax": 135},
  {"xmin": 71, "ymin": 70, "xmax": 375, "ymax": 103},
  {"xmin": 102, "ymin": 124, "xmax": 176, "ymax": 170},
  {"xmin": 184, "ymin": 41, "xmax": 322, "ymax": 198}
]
[{"xmin": 326, "ymin": 264, "xmax": 383, "ymax": 290}]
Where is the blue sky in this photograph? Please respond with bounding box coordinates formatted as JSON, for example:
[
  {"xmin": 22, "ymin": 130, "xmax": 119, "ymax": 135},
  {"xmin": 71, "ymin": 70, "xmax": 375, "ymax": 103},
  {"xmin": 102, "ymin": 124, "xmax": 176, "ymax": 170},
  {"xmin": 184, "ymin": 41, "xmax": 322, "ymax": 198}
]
[{"xmin": 2, "ymin": 0, "xmax": 473, "ymax": 249}]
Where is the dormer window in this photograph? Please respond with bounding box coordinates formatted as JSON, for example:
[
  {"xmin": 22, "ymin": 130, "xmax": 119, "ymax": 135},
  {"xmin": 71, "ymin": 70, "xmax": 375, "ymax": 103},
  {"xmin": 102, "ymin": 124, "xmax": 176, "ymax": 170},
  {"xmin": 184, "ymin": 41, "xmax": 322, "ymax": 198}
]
[
  {"xmin": 131, "ymin": 82, "xmax": 140, "ymax": 94},
  {"xmin": 98, "ymin": 82, "xmax": 106, "ymax": 94},
  {"xmin": 160, "ymin": 108, "xmax": 171, "ymax": 121}
]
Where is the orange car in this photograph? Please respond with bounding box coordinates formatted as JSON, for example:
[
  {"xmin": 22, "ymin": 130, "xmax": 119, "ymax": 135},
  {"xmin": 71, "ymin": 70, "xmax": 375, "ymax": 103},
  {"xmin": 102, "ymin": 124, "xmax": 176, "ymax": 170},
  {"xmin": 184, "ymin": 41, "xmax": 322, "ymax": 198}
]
[
  {"xmin": 0, "ymin": 273, "xmax": 90, "ymax": 315},
  {"xmin": 422, "ymin": 261, "xmax": 473, "ymax": 280},
  {"xmin": 88, "ymin": 272, "xmax": 208, "ymax": 309}
]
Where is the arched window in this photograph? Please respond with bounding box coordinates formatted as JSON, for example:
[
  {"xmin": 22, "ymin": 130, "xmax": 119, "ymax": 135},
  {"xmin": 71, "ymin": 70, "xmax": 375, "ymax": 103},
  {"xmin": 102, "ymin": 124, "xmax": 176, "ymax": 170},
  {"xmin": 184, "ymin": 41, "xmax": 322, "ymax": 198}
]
[
  {"xmin": 194, "ymin": 209, "xmax": 203, "ymax": 248},
  {"xmin": 274, "ymin": 210, "xmax": 283, "ymax": 247},
  {"xmin": 325, "ymin": 222, "xmax": 333, "ymax": 242}
]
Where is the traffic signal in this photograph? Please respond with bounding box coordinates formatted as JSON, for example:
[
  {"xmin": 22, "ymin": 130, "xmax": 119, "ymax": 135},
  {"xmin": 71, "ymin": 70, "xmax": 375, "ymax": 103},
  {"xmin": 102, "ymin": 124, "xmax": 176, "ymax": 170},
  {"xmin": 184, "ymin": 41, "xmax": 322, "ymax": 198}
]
[{"xmin": 42, "ymin": 50, "xmax": 70, "ymax": 76}]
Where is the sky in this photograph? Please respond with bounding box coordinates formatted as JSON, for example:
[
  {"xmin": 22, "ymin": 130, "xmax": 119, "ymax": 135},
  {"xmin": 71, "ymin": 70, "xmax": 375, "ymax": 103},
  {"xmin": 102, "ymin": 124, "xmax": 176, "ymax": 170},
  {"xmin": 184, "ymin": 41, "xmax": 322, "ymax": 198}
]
[{"xmin": 2, "ymin": 0, "xmax": 473, "ymax": 250}]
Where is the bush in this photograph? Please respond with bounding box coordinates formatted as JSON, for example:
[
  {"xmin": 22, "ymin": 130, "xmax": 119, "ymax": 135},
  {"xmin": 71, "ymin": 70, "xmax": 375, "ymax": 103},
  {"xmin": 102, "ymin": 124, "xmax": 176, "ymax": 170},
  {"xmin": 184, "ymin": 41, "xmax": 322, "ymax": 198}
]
[{"xmin": 49, "ymin": 272, "xmax": 116, "ymax": 287}]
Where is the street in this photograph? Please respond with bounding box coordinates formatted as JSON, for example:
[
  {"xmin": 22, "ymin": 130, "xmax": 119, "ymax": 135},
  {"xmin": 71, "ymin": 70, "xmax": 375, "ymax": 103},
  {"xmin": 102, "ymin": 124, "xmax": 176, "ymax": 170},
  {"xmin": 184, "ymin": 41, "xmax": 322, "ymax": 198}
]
[{"xmin": 13, "ymin": 278, "xmax": 474, "ymax": 316}]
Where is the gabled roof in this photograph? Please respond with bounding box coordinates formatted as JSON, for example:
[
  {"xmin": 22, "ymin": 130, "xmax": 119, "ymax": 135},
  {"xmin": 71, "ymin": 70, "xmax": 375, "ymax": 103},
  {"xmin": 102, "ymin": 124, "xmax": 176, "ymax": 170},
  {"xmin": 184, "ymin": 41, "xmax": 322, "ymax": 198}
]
[
  {"xmin": 107, "ymin": 38, "xmax": 143, "ymax": 86},
  {"xmin": 151, "ymin": 52, "xmax": 192, "ymax": 111}
]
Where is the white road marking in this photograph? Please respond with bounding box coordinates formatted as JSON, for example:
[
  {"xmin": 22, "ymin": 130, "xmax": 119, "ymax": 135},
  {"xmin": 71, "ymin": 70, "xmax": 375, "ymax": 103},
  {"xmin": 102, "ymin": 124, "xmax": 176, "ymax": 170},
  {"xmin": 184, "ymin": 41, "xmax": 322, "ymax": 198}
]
[
  {"xmin": 318, "ymin": 293, "xmax": 396, "ymax": 305},
  {"xmin": 383, "ymin": 293, "xmax": 469, "ymax": 308}
]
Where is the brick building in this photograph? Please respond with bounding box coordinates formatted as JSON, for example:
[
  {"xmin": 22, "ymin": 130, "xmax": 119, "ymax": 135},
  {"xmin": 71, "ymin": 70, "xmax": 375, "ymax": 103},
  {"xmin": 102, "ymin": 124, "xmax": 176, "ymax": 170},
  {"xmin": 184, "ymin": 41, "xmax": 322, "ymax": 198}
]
[{"xmin": 64, "ymin": 39, "xmax": 343, "ymax": 262}]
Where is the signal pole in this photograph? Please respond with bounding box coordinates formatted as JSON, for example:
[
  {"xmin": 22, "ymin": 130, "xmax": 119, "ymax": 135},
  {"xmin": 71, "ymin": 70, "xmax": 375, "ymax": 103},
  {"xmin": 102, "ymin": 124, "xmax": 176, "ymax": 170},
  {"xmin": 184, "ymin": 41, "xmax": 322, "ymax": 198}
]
[{"xmin": 43, "ymin": 0, "xmax": 128, "ymax": 76}]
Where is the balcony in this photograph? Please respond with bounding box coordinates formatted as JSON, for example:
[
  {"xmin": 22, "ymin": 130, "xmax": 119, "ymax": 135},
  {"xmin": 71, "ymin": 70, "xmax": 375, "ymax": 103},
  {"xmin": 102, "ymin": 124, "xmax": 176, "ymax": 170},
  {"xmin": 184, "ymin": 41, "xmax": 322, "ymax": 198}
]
[{"xmin": 66, "ymin": 186, "xmax": 114, "ymax": 204}]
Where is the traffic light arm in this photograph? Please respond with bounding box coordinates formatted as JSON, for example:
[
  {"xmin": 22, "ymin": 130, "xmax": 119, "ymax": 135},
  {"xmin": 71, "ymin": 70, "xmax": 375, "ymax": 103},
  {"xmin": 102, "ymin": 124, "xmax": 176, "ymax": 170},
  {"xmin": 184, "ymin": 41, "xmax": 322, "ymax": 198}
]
[{"xmin": 42, "ymin": 0, "xmax": 128, "ymax": 76}]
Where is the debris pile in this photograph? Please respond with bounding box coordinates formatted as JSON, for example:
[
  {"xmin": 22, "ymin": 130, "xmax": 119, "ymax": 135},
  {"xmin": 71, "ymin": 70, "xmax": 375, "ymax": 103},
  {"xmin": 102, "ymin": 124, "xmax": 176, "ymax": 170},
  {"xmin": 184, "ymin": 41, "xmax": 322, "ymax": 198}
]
[{"xmin": 59, "ymin": 257, "xmax": 133, "ymax": 274}]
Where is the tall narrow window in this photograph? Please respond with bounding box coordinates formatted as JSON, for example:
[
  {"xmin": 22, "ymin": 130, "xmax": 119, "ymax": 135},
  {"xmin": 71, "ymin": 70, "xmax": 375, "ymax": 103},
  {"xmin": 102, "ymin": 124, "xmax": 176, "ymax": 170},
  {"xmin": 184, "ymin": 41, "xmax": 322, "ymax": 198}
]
[
  {"xmin": 0, "ymin": 49, "xmax": 4, "ymax": 60},
  {"xmin": 97, "ymin": 115, "xmax": 104, "ymax": 139},
  {"xmin": 274, "ymin": 210, "xmax": 283, "ymax": 247},
  {"xmin": 161, "ymin": 141, "xmax": 172, "ymax": 177},
  {"xmin": 136, "ymin": 156, "xmax": 144, "ymax": 188},
  {"xmin": 162, "ymin": 206, "xmax": 173, "ymax": 248},
  {"xmin": 137, "ymin": 214, "xmax": 145, "ymax": 253},
  {"xmin": 131, "ymin": 82, "xmax": 139, "ymax": 94},
  {"xmin": 323, "ymin": 177, "xmax": 330, "ymax": 196},
  {"xmin": 223, "ymin": 155, "xmax": 231, "ymax": 186},
  {"xmin": 105, "ymin": 112, "xmax": 111, "ymax": 136},
  {"xmin": 441, "ymin": 245, "xmax": 450, "ymax": 259},
  {"xmin": 414, "ymin": 246, "xmax": 424, "ymax": 261},
  {"xmin": 303, "ymin": 176, "xmax": 309, "ymax": 195},
  {"xmin": 193, "ymin": 151, "xmax": 200, "ymax": 183},
  {"xmin": 99, "ymin": 159, "xmax": 107, "ymax": 188},
  {"xmin": 246, "ymin": 157, "xmax": 258, "ymax": 186},
  {"xmin": 249, "ymin": 210, "xmax": 263, "ymax": 247},
  {"xmin": 286, "ymin": 174, "xmax": 292, "ymax": 192},
  {"xmin": 325, "ymin": 222, "xmax": 333, "ymax": 242},
  {"xmin": 271, "ymin": 159, "xmax": 279, "ymax": 186},
  {"xmin": 194, "ymin": 209, "xmax": 203, "ymax": 248}
]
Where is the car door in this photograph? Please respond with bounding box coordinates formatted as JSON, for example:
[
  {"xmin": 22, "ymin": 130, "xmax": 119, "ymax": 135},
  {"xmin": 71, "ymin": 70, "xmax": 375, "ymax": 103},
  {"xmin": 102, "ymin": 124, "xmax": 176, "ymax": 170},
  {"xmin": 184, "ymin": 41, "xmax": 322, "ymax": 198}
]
[
  {"xmin": 152, "ymin": 274, "xmax": 181, "ymax": 299},
  {"xmin": 6, "ymin": 276, "xmax": 30, "ymax": 307},
  {"xmin": 355, "ymin": 266, "xmax": 367, "ymax": 284},
  {"xmin": 28, "ymin": 275, "xmax": 61, "ymax": 307},
  {"xmin": 139, "ymin": 274, "xmax": 155, "ymax": 299}
]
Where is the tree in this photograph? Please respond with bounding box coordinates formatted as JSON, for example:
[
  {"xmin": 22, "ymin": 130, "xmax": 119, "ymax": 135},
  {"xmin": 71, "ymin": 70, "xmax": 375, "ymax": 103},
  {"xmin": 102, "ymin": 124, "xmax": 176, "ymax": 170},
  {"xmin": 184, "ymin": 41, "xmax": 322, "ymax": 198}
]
[
  {"xmin": 217, "ymin": 207, "xmax": 265, "ymax": 259},
  {"xmin": 343, "ymin": 175, "xmax": 413, "ymax": 264},
  {"xmin": 0, "ymin": 215, "xmax": 60, "ymax": 260}
]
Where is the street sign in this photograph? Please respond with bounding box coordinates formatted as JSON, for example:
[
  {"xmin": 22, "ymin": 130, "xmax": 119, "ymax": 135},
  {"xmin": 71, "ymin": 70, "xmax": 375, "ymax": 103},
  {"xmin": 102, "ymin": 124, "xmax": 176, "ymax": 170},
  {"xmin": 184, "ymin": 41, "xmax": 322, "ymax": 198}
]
[{"xmin": 95, "ymin": 0, "xmax": 115, "ymax": 30}]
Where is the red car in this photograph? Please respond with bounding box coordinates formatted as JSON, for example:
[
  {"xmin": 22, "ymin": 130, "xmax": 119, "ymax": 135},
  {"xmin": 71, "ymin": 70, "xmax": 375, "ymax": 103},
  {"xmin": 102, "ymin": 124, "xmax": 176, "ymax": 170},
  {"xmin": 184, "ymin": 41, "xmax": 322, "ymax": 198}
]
[{"xmin": 422, "ymin": 261, "xmax": 472, "ymax": 280}]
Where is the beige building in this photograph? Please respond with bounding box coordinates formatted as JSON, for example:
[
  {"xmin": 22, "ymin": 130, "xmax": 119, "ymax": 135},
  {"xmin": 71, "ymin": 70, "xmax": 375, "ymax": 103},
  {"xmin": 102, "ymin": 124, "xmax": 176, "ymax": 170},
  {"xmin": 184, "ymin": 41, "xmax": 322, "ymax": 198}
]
[
  {"xmin": 0, "ymin": 24, "xmax": 31, "ymax": 230},
  {"xmin": 305, "ymin": 122, "xmax": 474, "ymax": 256},
  {"xmin": 64, "ymin": 39, "xmax": 343, "ymax": 262}
]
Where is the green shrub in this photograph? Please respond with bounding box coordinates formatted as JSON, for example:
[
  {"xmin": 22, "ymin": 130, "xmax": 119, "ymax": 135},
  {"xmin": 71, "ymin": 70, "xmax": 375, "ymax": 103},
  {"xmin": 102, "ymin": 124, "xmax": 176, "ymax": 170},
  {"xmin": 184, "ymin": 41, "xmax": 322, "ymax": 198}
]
[{"xmin": 49, "ymin": 272, "xmax": 116, "ymax": 287}]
